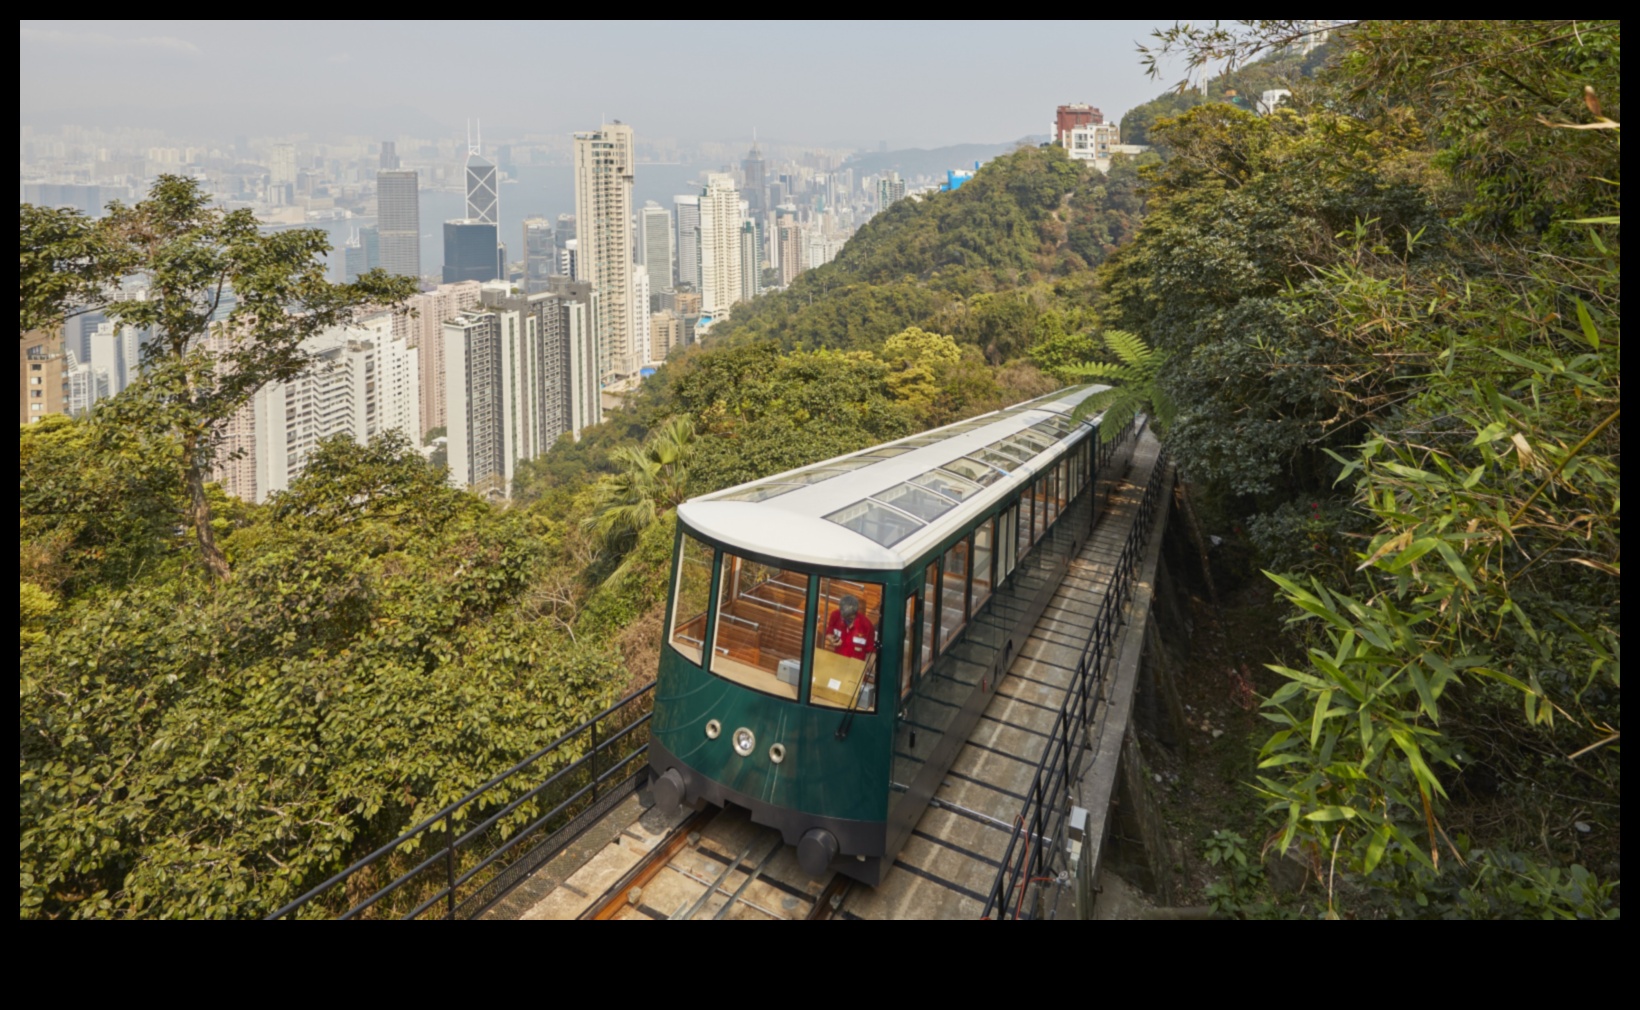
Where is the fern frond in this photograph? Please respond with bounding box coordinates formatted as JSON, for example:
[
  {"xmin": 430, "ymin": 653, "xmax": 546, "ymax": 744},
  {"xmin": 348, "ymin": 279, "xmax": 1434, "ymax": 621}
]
[
  {"xmin": 1063, "ymin": 362, "xmax": 1138, "ymax": 382},
  {"xmin": 1103, "ymin": 330, "xmax": 1152, "ymax": 369}
]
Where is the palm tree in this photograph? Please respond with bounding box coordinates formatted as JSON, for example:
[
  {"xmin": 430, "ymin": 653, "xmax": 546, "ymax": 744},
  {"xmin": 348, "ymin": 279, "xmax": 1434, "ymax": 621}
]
[
  {"xmin": 583, "ymin": 417, "xmax": 697, "ymax": 570},
  {"xmin": 1064, "ymin": 330, "xmax": 1175, "ymax": 442}
]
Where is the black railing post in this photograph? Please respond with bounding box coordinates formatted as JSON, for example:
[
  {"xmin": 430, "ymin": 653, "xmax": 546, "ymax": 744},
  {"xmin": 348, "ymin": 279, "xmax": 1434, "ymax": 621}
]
[
  {"xmin": 590, "ymin": 718, "xmax": 601, "ymax": 805},
  {"xmin": 445, "ymin": 816, "xmax": 457, "ymax": 920}
]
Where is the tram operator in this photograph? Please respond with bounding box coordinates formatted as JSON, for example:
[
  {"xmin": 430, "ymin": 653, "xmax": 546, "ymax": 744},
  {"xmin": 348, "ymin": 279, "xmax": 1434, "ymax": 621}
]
[{"xmin": 825, "ymin": 595, "xmax": 878, "ymax": 662}]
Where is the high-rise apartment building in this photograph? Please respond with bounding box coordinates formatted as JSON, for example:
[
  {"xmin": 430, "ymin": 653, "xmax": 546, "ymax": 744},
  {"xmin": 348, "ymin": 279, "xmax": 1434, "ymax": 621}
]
[
  {"xmin": 269, "ymin": 144, "xmax": 299, "ymax": 187},
  {"xmin": 639, "ymin": 201, "xmax": 674, "ymax": 292},
  {"xmin": 572, "ymin": 122, "xmax": 637, "ymax": 382},
  {"xmin": 878, "ymin": 172, "xmax": 907, "ymax": 209},
  {"xmin": 632, "ymin": 266, "xmax": 652, "ymax": 366},
  {"xmin": 739, "ymin": 221, "xmax": 762, "ymax": 304},
  {"xmin": 697, "ymin": 173, "xmax": 743, "ymax": 318},
  {"xmin": 776, "ymin": 209, "xmax": 804, "ymax": 288},
  {"xmin": 548, "ymin": 277, "xmax": 603, "ymax": 439},
  {"xmin": 212, "ymin": 314, "xmax": 421, "ymax": 503},
  {"xmin": 377, "ymin": 169, "xmax": 422, "ymax": 280},
  {"xmin": 20, "ymin": 330, "xmax": 68, "ymax": 425},
  {"xmin": 674, "ymin": 195, "xmax": 701, "ymax": 292},
  {"xmin": 442, "ymin": 281, "xmax": 598, "ymax": 497},
  {"xmin": 391, "ymin": 281, "xmax": 483, "ymax": 438},
  {"xmin": 651, "ymin": 311, "xmax": 684, "ymax": 362}
]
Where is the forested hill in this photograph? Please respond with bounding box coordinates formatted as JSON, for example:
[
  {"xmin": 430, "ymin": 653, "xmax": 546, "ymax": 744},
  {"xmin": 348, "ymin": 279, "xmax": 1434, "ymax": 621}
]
[{"xmin": 708, "ymin": 145, "xmax": 1152, "ymax": 361}]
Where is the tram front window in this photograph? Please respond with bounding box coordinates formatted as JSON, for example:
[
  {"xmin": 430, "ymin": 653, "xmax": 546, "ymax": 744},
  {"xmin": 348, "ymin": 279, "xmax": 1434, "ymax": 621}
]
[
  {"xmin": 710, "ymin": 553, "xmax": 808, "ymax": 700},
  {"xmin": 812, "ymin": 578, "xmax": 884, "ymax": 713},
  {"xmin": 669, "ymin": 534, "xmax": 714, "ymax": 665}
]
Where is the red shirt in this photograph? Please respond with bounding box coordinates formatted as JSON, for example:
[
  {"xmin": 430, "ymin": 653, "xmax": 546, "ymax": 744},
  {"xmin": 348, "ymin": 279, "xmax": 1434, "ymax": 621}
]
[{"xmin": 826, "ymin": 611, "xmax": 877, "ymax": 660}]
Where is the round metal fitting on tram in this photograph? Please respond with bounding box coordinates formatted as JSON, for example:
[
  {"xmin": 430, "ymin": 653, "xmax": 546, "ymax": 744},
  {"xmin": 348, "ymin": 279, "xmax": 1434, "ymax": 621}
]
[
  {"xmin": 732, "ymin": 727, "xmax": 756, "ymax": 757},
  {"xmin": 798, "ymin": 828, "xmax": 840, "ymax": 877},
  {"xmin": 704, "ymin": 720, "xmax": 722, "ymax": 740},
  {"xmin": 769, "ymin": 743, "xmax": 787, "ymax": 765},
  {"xmin": 653, "ymin": 769, "xmax": 687, "ymax": 814}
]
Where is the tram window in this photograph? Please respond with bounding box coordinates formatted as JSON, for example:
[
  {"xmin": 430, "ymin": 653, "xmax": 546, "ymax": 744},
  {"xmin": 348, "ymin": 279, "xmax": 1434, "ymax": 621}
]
[
  {"xmin": 941, "ymin": 540, "xmax": 970, "ymax": 651},
  {"xmin": 1045, "ymin": 466, "xmax": 1060, "ymax": 527},
  {"xmin": 997, "ymin": 505, "xmax": 1010, "ymax": 577},
  {"xmin": 921, "ymin": 565, "xmax": 939, "ymax": 673},
  {"xmin": 973, "ymin": 520, "xmax": 996, "ymax": 612},
  {"xmin": 902, "ymin": 595, "xmax": 917, "ymax": 702},
  {"xmin": 669, "ymin": 535, "xmax": 716, "ymax": 665},
  {"xmin": 812, "ymin": 578, "xmax": 883, "ymax": 713},
  {"xmin": 1017, "ymin": 488, "xmax": 1033, "ymax": 558},
  {"xmin": 1033, "ymin": 479, "xmax": 1049, "ymax": 544},
  {"xmin": 710, "ymin": 553, "xmax": 807, "ymax": 701}
]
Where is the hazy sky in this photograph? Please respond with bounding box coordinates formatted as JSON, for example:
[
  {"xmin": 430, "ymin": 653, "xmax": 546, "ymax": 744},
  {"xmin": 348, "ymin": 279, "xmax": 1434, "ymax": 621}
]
[{"xmin": 20, "ymin": 19, "xmax": 1191, "ymax": 148}]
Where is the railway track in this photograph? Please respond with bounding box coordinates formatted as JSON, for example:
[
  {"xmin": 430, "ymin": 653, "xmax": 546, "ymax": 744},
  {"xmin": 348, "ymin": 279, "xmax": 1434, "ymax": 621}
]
[{"xmin": 584, "ymin": 806, "xmax": 851, "ymax": 921}]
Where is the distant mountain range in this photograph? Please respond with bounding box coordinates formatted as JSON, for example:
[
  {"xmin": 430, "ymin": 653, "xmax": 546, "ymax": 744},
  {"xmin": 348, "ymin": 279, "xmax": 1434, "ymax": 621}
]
[{"xmin": 843, "ymin": 140, "xmax": 1045, "ymax": 181}]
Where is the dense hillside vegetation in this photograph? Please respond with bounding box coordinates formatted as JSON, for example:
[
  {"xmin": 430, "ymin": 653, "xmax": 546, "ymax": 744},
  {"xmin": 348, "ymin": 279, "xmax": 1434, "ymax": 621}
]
[{"xmin": 20, "ymin": 19, "xmax": 1619, "ymax": 919}]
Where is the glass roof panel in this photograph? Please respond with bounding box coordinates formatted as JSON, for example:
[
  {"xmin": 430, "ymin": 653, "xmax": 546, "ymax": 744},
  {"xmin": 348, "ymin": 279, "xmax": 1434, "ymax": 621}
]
[
  {"xmin": 971, "ymin": 450, "xmax": 1018, "ymax": 473},
  {"xmin": 872, "ymin": 483, "xmax": 960, "ymax": 523},
  {"xmin": 1032, "ymin": 420, "xmax": 1071, "ymax": 439},
  {"xmin": 783, "ymin": 467, "xmax": 856, "ymax": 486},
  {"xmin": 942, "ymin": 458, "xmax": 1005, "ymax": 487},
  {"xmin": 911, "ymin": 470, "xmax": 984, "ymax": 502},
  {"xmin": 826, "ymin": 501, "xmax": 926, "ymax": 548},
  {"xmin": 989, "ymin": 439, "xmax": 1037, "ymax": 464},
  {"xmin": 716, "ymin": 484, "xmax": 804, "ymax": 503},
  {"xmin": 1013, "ymin": 428, "xmax": 1057, "ymax": 452}
]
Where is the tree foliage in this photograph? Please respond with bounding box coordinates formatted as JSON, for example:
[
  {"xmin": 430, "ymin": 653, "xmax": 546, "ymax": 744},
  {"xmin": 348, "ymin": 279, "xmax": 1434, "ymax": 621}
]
[{"xmin": 1123, "ymin": 19, "xmax": 1621, "ymax": 917}]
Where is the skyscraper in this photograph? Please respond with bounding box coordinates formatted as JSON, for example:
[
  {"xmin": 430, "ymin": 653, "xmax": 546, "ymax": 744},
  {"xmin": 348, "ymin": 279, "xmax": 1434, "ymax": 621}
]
[
  {"xmin": 742, "ymin": 140, "xmax": 768, "ymax": 217},
  {"xmin": 674, "ymin": 195, "xmax": 701, "ymax": 292},
  {"xmin": 465, "ymin": 149, "xmax": 499, "ymax": 226},
  {"xmin": 697, "ymin": 174, "xmax": 743, "ymax": 319},
  {"xmin": 522, "ymin": 217, "xmax": 556, "ymax": 294},
  {"xmin": 343, "ymin": 226, "xmax": 380, "ymax": 282},
  {"xmin": 572, "ymin": 122, "xmax": 637, "ymax": 382},
  {"xmin": 380, "ymin": 140, "xmax": 400, "ymax": 171},
  {"xmin": 639, "ymin": 201, "xmax": 674, "ymax": 293},
  {"xmin": 739, "ymin": 221, "xmax": 762, "ymax": 304},
  {"xmin": 443, "ymin": 221, "xmax": 503, "ymax": 284},
  {"xmin": 377, "ymin": 169, "xmax": 422, "ymax": 280}
]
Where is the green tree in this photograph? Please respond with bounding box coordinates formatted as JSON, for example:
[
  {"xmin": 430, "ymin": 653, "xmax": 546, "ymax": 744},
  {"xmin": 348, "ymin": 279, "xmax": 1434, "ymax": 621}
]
[
  {"xmin": 583, "ymin": 417, "xmax": 697, "ymax": 567},
  {"xmin": 45, "ymin": 176, "xmax": 417, "ymax": 580}
]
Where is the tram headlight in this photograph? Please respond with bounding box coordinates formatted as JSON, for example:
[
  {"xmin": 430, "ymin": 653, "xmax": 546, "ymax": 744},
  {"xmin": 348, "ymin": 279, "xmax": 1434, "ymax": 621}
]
[{"xmin": 733, "ymin": 728, "xmax": 756, "ymax": 757}]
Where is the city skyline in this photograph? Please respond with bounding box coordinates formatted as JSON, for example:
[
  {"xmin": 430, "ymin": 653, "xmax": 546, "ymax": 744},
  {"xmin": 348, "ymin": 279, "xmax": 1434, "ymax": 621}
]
[{"xmin": 20, "ymin": 20, "xmax": 1191, "ymax": 147}]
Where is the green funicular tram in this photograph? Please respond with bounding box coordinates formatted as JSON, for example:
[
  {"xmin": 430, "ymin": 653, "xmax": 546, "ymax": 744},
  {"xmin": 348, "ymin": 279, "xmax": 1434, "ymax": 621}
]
[{"xmin": 650, "ymin": 386, "xmax": 1137, "ymax": 885}]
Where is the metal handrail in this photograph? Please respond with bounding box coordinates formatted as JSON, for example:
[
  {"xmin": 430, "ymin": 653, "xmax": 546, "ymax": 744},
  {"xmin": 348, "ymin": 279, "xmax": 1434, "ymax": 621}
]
[
  {"xmin": 981, "ymin": 435, "xmax": 1169, "ymax": 920},
  {"xmin": 267, "ymin": 681, "xmax": 657, "ymax": 920}
]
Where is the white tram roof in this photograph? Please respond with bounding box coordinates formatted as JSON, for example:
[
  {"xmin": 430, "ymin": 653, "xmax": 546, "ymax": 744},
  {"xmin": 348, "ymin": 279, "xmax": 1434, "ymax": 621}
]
[{"xmin": 678, "ymin": 385, "xmax": 1109, "ymax": 571}]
